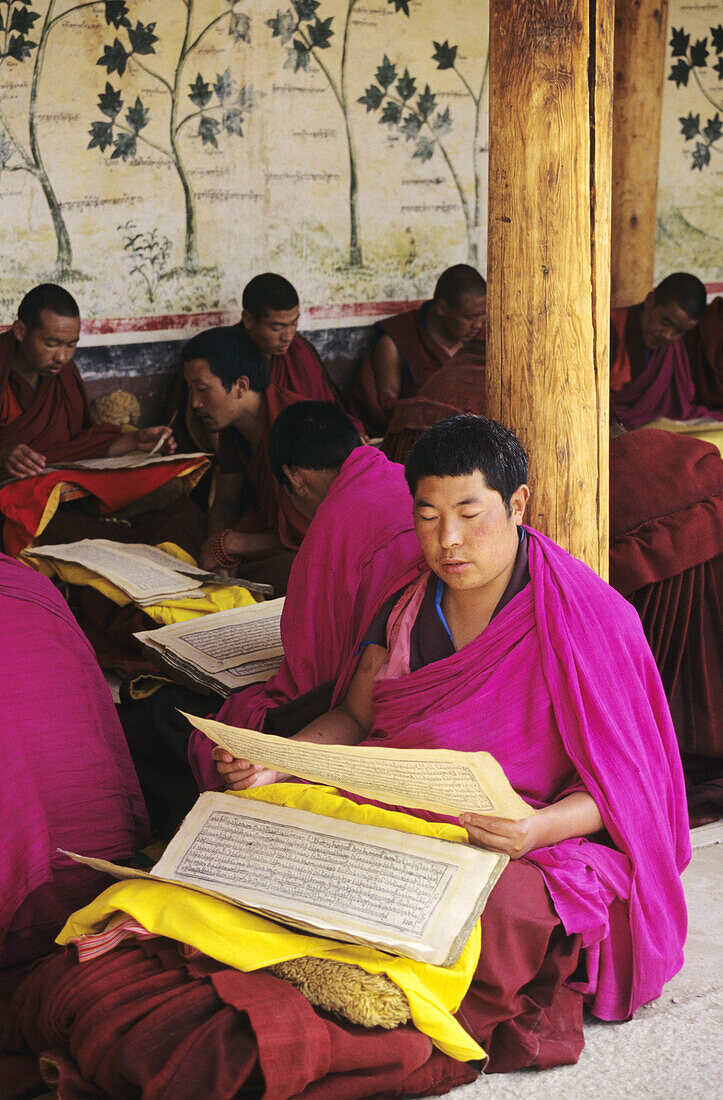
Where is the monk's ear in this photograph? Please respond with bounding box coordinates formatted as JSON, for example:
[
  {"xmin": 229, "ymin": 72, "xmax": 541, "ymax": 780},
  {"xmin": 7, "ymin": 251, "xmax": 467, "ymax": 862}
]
[
  {"xmin": 233, "ymin": 375, "xmax": 250, "ymax": 398},
  {"xmin": 240, "ymin": 310, "xmax": 254, "ymax": 332},
  {"xmin": 11, "ymin": 319, "xmax": 27, "ymax": 343},
  {"xmin": 283, "ymin": 465, "xmax": 305, "ymax": 494},
  {"xmin": 509, "ymin": 484, "xmax": 529, "ymax": 523}
]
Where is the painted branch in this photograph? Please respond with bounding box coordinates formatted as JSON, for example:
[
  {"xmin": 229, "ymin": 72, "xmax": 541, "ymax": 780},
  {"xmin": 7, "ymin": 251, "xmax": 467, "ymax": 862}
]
[
  {"xmin": 486, "ymin": 0, "xmax": 613, "ymax": 576},
  {"xmin": 610, "ymin": 0, "xmax": 669, "ymax": 307}
]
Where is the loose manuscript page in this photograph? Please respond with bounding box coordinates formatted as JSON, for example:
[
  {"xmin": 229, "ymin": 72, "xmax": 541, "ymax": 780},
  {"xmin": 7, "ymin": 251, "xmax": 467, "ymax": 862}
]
[
  {"xmin": 140, "ymin": 599, "xmax": 285, "ymax": 672},
  {"xmin": 47, "ymin": 451, "xmax": 209, "ymax": 471},
  {"xmin": 186, "ymin": 715, "xmax": 534, "ymax": 820},
  {"xmin": 27, "ymin": 540, "xmax": 204, "ymax": 603}
]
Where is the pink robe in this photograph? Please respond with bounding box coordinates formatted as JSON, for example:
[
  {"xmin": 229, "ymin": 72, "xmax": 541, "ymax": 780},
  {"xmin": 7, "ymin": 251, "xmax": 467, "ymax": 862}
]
[
  {"xmin": 189, "ymin": 445, "xmax": 422, "ymax": 789},
  {"xmin": 345, "ymin": 530, "xmax": 690, "ymax": 1021}
]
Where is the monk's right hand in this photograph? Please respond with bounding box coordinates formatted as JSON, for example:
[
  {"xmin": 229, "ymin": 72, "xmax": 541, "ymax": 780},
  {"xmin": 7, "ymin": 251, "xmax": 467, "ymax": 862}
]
[
  {"xmin": 212, "ymin": 745, "xmax": 287, "ymax": 791},
  {"xmin": 1, "ymin": 444, "xmax": 47, "ymax": 479}
]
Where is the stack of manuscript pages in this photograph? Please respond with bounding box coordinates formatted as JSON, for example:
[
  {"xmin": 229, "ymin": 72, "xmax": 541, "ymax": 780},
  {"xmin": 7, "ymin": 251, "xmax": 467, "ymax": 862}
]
[
  {"xmin": 134, "ymin": 600, "xmax": 285, "ymax": 695},
  {"xmin": 67, "ymin": 722, "xmax": 534, "ymax": 967}
]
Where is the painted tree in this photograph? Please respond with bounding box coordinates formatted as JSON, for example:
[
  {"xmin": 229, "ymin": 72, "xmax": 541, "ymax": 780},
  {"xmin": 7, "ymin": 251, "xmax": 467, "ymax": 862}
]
[
  {"xmin": 359, "ymin": 39, "xmax": 489, "ymax": 265},
  {"xmin": 88, "ymin": 0, "xmax": 254, "ymax": 271},
  {"xmin": 0, "ymin": 0, "xmax": 77, "ymax": 274},
  {"xmin": 266, "ymin": 0, "xmax": 410, "ymax": 268},
  {"xmin": 668, "ymin": 24, "xmax": 723, "ymax": 171}
]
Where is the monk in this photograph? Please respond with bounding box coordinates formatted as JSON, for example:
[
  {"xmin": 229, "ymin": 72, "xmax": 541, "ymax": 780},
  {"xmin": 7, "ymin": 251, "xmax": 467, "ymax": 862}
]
[
  {"xmin": 609, "ymin": 418, "xmax": 723, "ymax": 824},
  {"xmin": 123, "ymin": 401, "xmax": 421, "ymax": 836},
  {"xmin": 350, "ymin": 265, "xmax": 486, "ymax": 434},
  {"xmin": 611, "ymin": 271, "xmax": 723, "ymax": 428},
  {"xmin": 185, "ymin": 325, "xmax": 309, "ymax": 592},
  {"xmin": 383, "ymin": 338, "xmax": 486, "ymax": 463},
  {"xmin": 0, "ymin": 283, "xmax": 205, "ymax": 556},
  {"xmin": 0, "ymin": 554, "xmax": 148, "ymax": 973},
  {"xmin": 3, "ymin": 416, "xmax": 688, "ymax": 1096},
  {"xmin": 241, "ymin": 272, "xmax": 341, "ymax": 404}
]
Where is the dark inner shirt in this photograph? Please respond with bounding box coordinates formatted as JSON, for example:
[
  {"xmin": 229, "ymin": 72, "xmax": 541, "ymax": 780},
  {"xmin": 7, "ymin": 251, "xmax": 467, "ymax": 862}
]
[{"xmin": 364, "ymin": 530, "xmax": 530, "ymax": 672}]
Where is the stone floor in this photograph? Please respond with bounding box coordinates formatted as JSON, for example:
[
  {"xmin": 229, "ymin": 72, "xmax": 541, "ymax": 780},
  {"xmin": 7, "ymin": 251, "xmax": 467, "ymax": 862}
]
[{"xmin": 416, "ymin": 821, "xmax": 723, "ymax": 1100}]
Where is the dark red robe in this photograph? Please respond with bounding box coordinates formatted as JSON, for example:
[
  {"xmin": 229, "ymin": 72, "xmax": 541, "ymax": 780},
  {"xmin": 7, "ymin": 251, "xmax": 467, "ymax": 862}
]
[{"xmin": 267, "ymin": 332, "xmax": 341, "ymax": 405}]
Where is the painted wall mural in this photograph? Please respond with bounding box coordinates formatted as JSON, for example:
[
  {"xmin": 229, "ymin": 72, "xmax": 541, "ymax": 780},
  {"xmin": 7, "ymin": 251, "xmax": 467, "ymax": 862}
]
[
  {"xmin": 0, "ymin": 0, "xmax": 489, "ymax": 334},
  {"xmin": 656, "ymin": 0, "xmax": 723, "ymax": 284}
]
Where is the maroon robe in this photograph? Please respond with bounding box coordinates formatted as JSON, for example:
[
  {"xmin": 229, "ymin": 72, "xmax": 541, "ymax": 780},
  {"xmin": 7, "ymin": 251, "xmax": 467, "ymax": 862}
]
[{"xmin": 267, "ymin": 332, "xmax": 342, "ymax": 405}]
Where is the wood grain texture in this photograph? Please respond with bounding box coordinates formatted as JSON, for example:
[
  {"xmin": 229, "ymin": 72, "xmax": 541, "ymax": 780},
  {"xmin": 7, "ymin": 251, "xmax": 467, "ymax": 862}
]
[
  {"xmin": 610, "ymin": 0, "xmax": 669, "ymax": 307},
  {"xmin": 487, "ymin": 0, "xmax": 612, "ymax": 576}
]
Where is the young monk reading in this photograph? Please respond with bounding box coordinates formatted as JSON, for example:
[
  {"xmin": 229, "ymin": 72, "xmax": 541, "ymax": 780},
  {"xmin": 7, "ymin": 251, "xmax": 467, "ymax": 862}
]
[{"xmin": 3, "ymin": 417, "xmax": 689, "ymax": 1096}]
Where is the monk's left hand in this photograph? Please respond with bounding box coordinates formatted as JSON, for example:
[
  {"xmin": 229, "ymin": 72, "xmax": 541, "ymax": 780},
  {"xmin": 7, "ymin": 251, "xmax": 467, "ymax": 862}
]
[
  {"xmin": 134, "ymin": 426, "xmax": 177, "ymax": 454},
  {"xmin": 460, "ymin": 812, "xmax": 544, "ymax": 859}
]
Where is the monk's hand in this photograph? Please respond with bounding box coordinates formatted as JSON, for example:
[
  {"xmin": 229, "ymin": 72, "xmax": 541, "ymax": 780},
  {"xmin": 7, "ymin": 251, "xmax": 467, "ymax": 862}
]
[
  {"xmin": 1, "ymin": 443, "xmax": 47, "ymax": 479},
  {"xmin": 460, "ymin": 812, "xmax": 544, "ymax": 859},
  {"xmin": 133, "ymin": 426, "xmax": 177, "ymax": 454},
  {"xmin": 212, "ymin": 746, "xmax": 288, "ymax": 791}
]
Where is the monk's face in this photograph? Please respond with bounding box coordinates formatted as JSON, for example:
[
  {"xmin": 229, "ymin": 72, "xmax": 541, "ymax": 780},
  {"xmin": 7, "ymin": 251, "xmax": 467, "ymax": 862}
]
[
  {"xmin": 242, "ymin": 306, "xmax": 299, "ymax": 359},
  {"xmin": 13, "ymin": 309, "xmax": 80, "ymax": 378},
  {"xmin": 640, "ymin": 293, "xmax": 698, "ymax": 349},
  {"xmin": 436, "ymin": 292, "xmax": 486, "ymax": 344},
  {"xmin": 184, "ymin": 358, "xmax": 247, "ymax": 432},
  {"xmin": 413, "ymin": 472, "xmax": 528, "ymax": 595}
]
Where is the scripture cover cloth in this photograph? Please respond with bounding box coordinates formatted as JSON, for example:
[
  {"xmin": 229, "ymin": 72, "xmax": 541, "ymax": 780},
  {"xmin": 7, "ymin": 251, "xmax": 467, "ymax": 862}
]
[
  {"xmin": 339, "ymin": 529, "xmax": 690, "ymax": 1022},
  {"xmin": 0, "ymin": 555, "xmax": 148, "ymax": 968},
  {"xmin": 188, "ymin": 445, "xmax": 423, "ymax": 791},
  {"xmin": 383, "ymin": 342, "xmax": 486, "ymax": 463},
  {"xmin": 610, "ymin": 305, "xmax": 723, "ymax": 428}
]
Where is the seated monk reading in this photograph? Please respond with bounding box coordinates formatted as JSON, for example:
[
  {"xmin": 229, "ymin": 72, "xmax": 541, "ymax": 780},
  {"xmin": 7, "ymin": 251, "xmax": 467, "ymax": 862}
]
[
  {"xmin": 213, "ymin": 415, "xmax": 689, "ymax": 1076},
  {"xmin": 241, "ymin": 271, "xmax": 341, "ymax": 404},
  {"xmin": 185, "ymin": 325, "xmax": 310, "ymax": 593},
  {"xmin": 5, "ymin": 417, "xmax": 687, "ymax": 1096},
  {"xmin": 0, "ymin": 283, "xmax": 204, "ymax": 556},
  {"xmin": 611, "ymin": 271, "xmax": 723, "ymax": 428},
  {"xmin": 350, "ymin": 264, "xmax": 486, "ymax": 435}
]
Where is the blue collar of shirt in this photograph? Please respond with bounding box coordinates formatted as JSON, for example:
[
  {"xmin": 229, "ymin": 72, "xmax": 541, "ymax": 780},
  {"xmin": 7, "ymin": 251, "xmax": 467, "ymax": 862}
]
[{"xmin": 434, "ymin": 528, "xmax": 525, "ymax": 642}]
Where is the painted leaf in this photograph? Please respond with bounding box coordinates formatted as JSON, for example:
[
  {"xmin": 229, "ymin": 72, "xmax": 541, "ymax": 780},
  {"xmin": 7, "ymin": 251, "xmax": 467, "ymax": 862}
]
[
  {"xmin": 126, "ymin": 96, "xmax": 149, "ymax": 133},
  {"xmin": 711, "ymin": 25, "xmax": 723, "ymax": 54},
  {"xmin": 293, "ymin": 0, "xmax": 319, "ymax": 20},
  {"xmin": 307, "ymin": 16, "xmax": 333, "ymax": 49},
  {"xmin": 679, "ymin": 112, "xmax": 700, "ymax": 140},
  {"xmin": 7, "ymin": 34, "xmax": 36, "ymax": 61},
  {"xmin": 223, "ymin": 107, "xmax": 244, "ymax": 136},
  {"xmin": 715, "ymin": 55, "xmax": 723, "ymax": 81},
  {"xmin": 376, "ymin": 56, "xmax": 397, "ymax": 89},
  {"xmin": 413, "ymin": 136, "xmax": 435, "ymax": 162},
  {"xmin": 0, "ymin": 131, "xmax": 14, "ymax": 169},
  {"xmin": 284, "ymin": 41, "xmax": 311, "ymax": 71},
  {"xmin": 104, "ymin": 1, "xmax": 130, "ymax": 29},
  {"xmin": 229, "ymin": 12, "xmax": 251, "ymax": 44},
  {"xmin": 111, "ymin": 131, "xmax": 137, "ymax": 160},
  {"xmin": 703, "ymin": 113, "xmax": 722, "ymax": 143},
  {"xmin": 237, "ymin": 85, "xmax": 255, "ymax": 111},
  {"xmin": 669, "ymin": 27, "xmax": 689, "ymax": 58},
  {"xmin": 214, "ymin": 69, "xmax": 234, "ymax": 101},
  {"xmin": 690, "ymin": 38, "xmax": 708, "ymax": 68},
  {"xmin": 98, "ymin": 82, "xmax": 123, "ymax": 119},
  {"xmin": 88, "ymin": 120, "xmax": 114, "ymax": 152},
  {"xmin": 189, "ymin": 73, "xmax": 213, "ymax": 108},
  {"xmin": 358, "ymin": 85, "xmax": 384, "ymax": 112},
  {"xmin": 388, "ymin": 0, "xmax": 410, "ymax": 15},
  {"xmin": 97, "ymin": 38, "xmax": 129, "ymax": 77},
  {"xmin": 198, "ymin": 116, "xmax": 221, "ymax": 147},
  {"xmin": 432, "ymin": 40, "xmax": 457, "ymax": 70},
  {"xmin": 401, "ymin": 113, "xmax": 422, "ymax": 140},
  {"xmin": 381, "ymin": 101, "xmax": 403, "ymax": 126},
  {"xmin": 396, "ymin": 69, "xmax": 416, "ymax": 101},
  {"xmin": 267, "ymin": 10, "xmax": 296, "ymax": 44},
  {"xmin": 691, "ymin": 142, "xmax": 710, "ymax": 170},
  {"xmin": 433, "ymin": 106, "xmax": 452, "ymax": 135},
  {"xmin": 9, "ymin": 6, "xmax": 39, "ymax": 34},
  {"xmin": 128, "ymin": 21, "xmax": 158, "ymax": 56},
  {"xmin": 416, "ymin": 85, "xmax": 436, "ymax": 120},
  {"xmin": 668, "ymin": 58, "xmax": 690, "ymax": 87}
]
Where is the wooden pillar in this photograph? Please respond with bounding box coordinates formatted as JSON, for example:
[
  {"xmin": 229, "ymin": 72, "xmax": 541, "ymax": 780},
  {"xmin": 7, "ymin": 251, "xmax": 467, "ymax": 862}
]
[
  {"xmin": 486, "ymin": 0, "xmax": 613, "ymax": 577},
  {"xmin": 610, "ymin": 0, "xmax": 669, "ymax": 307}
]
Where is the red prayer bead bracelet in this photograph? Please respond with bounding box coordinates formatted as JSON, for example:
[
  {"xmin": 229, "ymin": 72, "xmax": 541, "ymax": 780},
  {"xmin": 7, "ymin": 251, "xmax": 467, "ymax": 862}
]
[{"xmin": 211, "ymin": 530, "xmax": 241, "ymax": 568}]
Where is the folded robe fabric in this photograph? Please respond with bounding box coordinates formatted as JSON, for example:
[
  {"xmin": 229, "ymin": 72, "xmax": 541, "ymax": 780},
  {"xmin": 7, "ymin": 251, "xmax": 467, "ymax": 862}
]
[{"xmin": 57, "ymin": 784, "xmax": 484, "ymax": 1063}]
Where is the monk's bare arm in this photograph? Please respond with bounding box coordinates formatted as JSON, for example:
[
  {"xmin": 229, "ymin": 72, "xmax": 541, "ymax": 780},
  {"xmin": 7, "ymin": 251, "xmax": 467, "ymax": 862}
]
[
  {"xmin": 207, "ymin": 471, "xmax": 245, "ymax": 537},
  {"xmin": 371, "ymin": 335, "xmax": 403, "ymax": 405},
  {"xmin": 0, "ymin": 443, "xmax": 47, "ymax": 479},
  {"xmin": 461, "ymin": 791, "xmax": 605, "ymax": 859},
  {"xmin": 214, "ymin": 643, "xmax": 387, "ymax": 790},
  {"xmin": 106, "ymin": 426, "xmax": 176, "ymax": 456}
]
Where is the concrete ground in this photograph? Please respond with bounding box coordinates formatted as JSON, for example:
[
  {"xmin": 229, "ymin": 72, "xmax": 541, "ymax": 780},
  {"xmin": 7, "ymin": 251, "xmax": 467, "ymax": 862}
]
[{"xmin": 418, "ymin": 821, "xmax": 722, "ymax": 1100}]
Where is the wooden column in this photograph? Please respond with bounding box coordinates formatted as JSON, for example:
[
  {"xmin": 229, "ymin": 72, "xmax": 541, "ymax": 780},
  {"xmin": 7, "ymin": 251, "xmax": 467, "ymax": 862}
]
[
  {"xmin": 486, "ymin": 0, "xmax": 613, "ymax": 577},
  {"xmin": 610, "ymin": 0, "xmax": 669, "ymax": 307}
]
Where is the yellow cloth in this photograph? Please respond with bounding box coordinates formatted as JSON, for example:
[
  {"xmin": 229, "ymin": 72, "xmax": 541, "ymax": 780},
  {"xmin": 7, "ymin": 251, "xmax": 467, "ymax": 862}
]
[
  {"xmin": 59, "ymin": 784, "xmax": 485, "ymax": 1062},
  {"xmin": 21, "ymin": 542, "xmax": 259, "ymax": 624}
]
